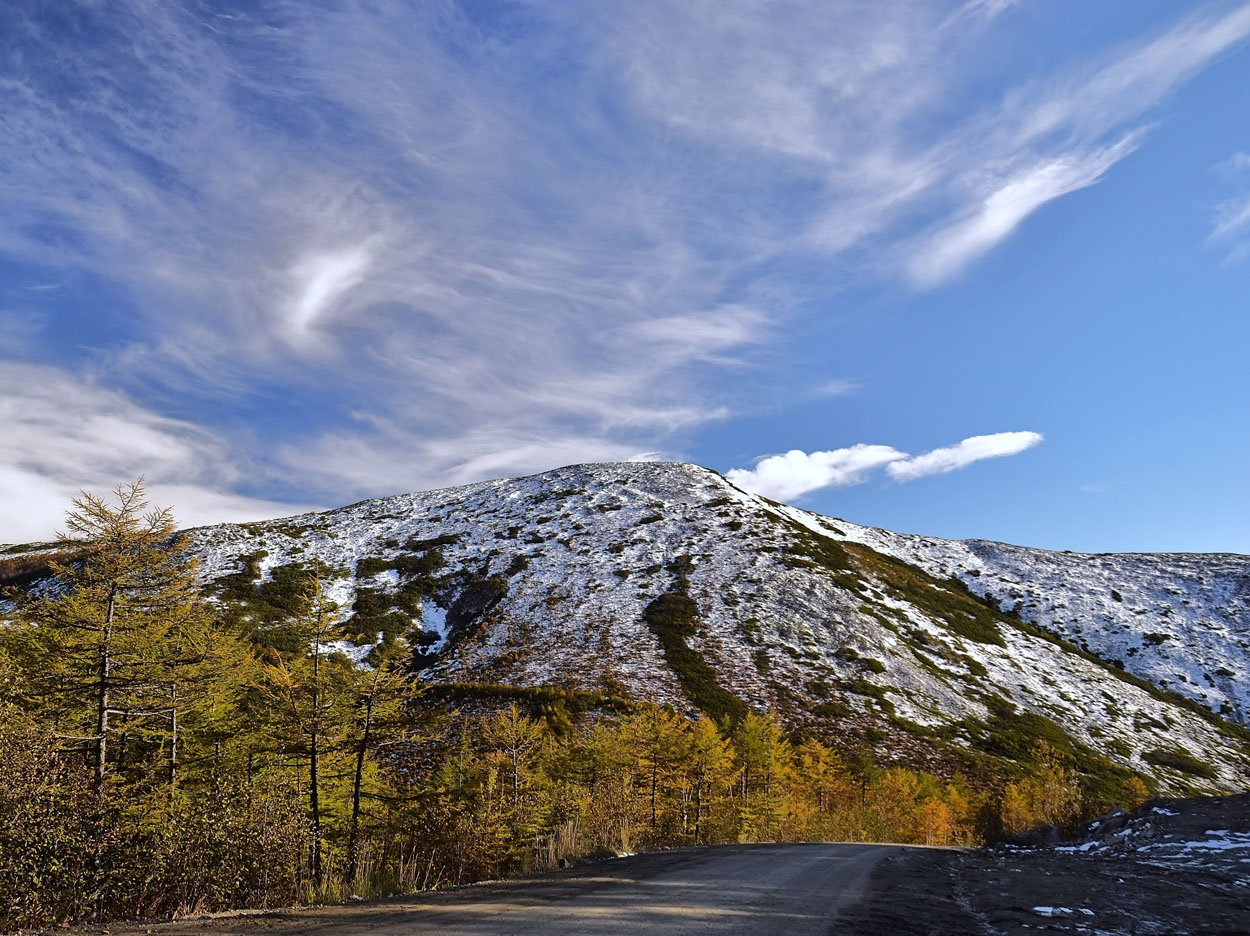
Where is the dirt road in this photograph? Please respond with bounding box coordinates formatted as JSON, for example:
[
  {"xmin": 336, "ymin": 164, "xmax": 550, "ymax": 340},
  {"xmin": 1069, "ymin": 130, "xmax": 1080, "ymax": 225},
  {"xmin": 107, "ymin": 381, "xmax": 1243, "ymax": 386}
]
[{"xmin": 116, "ymin": 844, "xmax": 926, "ymax": 936}]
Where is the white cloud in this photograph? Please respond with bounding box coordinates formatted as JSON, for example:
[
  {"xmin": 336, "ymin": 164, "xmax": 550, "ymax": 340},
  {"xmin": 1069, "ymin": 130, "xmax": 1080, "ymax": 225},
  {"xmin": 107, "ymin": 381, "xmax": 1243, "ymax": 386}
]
[
  {"xmin": 0, "ymin": 2, "xmax": 1245, "ymax": 507},
  {"xmin": 945, "ymin": 0, "xmax": 1024, "ymax": 27},
  {"xmin": 908, "ymin": 135, "xmax": 1143, "ymax": 286},
  {"xmin": 727, "ymin": 445, "xmax": 907, "ymax": 500},
  {"xmin": 886, "ymin": 431, "xmax": 1043, "ymax": 481},
  {"xmin": 286, "ymin": 245, "xmax": 374, "ymax": 335},
  {"xmin": 1209, "ymin": 151, "xmax": 1250, "ymax": 261},
  {"xmin": 1216, "ymin": 151, "xmax": 1250, "ymax": 174},
  {"xmin": 1212, "ymin": 193, "xmax": 1250, "ymax": 241},
  {"xmin": 630, "ymin": 306, "xmax": 765, "ymax": 355},
  {"xmin": 0, "ymin": 362, "xmax": 314, "ymax": 543},
  {"xmin": 814, "ymin": 379, "xmax": 861, "ymax": 397},
  {"xmin": 905, "ymin": 4, "xmax": 1250, "ymax": 284},
  {"xmin": 728, "ymin": 430, "xmax": 1042, "ymax": 499}
]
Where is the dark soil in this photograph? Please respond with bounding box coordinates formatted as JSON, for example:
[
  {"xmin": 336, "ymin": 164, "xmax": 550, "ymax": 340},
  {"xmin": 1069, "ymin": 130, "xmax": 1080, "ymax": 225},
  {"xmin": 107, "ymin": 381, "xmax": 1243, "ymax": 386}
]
[{"xmin": 834, "ymin": 793, "xmax": 1250, "ymax": 936}]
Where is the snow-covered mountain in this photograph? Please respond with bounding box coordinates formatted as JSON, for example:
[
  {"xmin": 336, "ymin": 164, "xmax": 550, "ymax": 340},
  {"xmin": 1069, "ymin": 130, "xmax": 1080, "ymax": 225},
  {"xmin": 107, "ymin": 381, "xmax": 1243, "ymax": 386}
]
[
  {"xmin": 171, "ymin": 461, "xmax": 1250, "ymax": 795},
  {"xmin": 831, "ymin": 523, "xmax": 1250, "ymax": 726}
]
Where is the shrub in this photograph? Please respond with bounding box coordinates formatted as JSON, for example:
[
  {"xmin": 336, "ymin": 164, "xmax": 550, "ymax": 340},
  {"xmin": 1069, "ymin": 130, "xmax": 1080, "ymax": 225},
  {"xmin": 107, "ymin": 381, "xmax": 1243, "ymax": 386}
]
[
  {"xmin": 1142, "ymin": 748, "xmax": 1218, "ymax": 780},
  {"xmin": 643, "ymin": 579, "xmax": 746, "ymax": 725}
]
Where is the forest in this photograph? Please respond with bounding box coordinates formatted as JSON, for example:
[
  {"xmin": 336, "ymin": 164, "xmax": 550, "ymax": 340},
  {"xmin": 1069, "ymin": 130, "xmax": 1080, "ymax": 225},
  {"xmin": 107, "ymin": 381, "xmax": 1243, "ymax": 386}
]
[{"xmin": 0, "ymin": 483, "xmax": 1148, "ymax": 929}]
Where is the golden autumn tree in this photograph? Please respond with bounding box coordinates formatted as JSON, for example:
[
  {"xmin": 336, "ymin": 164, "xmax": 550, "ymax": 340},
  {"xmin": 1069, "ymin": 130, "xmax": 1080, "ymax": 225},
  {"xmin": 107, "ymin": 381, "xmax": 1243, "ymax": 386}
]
[
  {"xmin": 5, "ymin": 480, "xmax": 243, "ymax": 794},
  {"xmin": 258, "ymin": 576, "xmax": 353, "ymax": 881}
]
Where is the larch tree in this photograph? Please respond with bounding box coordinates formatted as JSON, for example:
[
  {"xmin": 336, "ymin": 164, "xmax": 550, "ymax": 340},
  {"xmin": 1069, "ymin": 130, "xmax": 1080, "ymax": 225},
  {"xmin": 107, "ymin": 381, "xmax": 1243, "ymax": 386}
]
[
  {"xmin": 5, "ymin": 480, "xmax": 230, "ymax": 794},
  {"xmin": 257, "ymin": 575, "xmax": 352, "ymax": 882},
  {"xmin": 622, "ymin": 706, "xmax": 690, "ymax": 835},
  {"xmin": 344, "ymin": 636, "xmax": 421, "ymax": 885},
  {"xmin": 686, "ymin": 714, "xmax": 735, "ymax": 843},
  {"xmin": 481, "ymin": 704, "xmax": 550, "ymax": 864}
]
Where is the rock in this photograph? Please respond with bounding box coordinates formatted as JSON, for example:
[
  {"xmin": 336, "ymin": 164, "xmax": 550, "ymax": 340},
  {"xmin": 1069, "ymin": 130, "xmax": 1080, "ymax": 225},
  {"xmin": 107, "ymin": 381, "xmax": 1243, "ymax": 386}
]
[
  {"xmin": 1007, "ymin": 825, "xmax": 1062, "ymax": 848},
  {"xmin": 1080, "ymin": 807, "xmax": 1131, "ymax": 838}
]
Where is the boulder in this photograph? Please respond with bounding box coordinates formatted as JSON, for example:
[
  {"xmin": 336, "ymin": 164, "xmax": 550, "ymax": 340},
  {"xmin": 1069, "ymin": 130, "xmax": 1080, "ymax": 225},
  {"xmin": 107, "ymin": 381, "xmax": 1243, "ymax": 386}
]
[{"xmin": 1007, "ymin": 824, "xmax": 1062, "ymax": 848}]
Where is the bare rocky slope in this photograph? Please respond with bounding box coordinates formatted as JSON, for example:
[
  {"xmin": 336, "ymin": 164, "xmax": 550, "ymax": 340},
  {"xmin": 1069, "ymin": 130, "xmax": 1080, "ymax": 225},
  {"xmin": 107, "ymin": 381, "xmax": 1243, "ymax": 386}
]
[{"xmin": 12, "ymin": 461, "xmax": 1247, "ymax": 793}]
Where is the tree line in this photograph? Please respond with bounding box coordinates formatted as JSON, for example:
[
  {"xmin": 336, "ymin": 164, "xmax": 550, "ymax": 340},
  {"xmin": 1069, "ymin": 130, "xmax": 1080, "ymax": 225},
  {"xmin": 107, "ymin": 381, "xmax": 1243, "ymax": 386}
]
[{"xmin": 0, "ymin": 483, "xmax": 1146, "ymax": 929}]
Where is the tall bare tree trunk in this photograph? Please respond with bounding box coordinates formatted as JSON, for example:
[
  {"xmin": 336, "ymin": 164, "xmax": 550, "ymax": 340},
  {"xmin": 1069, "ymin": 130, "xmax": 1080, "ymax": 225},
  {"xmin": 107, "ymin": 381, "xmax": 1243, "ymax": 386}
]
[
  {"xmin": 346, "ymin": 688, "xmax": 375, "ymax": 885},
  {"xmin": 694, "ymin": 778, "xmax": 703, "ymax": 844},
  {"xmin": 309, "ymin": 735, "xmax": 321, "ymax": 880},
  {"xmin": 309, "ymin": 612, "xmax": 323, "ymax": 882},
  {"xmin": 168, "ymin": 686, "xmax": 178, "ymax": 798},
  {"xmin": 94, "ymin": 588, "xmax": 116, "ymax": 790}
]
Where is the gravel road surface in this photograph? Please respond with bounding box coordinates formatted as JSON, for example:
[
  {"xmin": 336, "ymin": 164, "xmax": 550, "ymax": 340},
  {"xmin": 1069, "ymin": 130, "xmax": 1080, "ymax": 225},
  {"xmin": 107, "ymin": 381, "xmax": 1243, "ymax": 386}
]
[{"xmin": 111, "ymin": 844, "xmax": 919, "ymax": 936}]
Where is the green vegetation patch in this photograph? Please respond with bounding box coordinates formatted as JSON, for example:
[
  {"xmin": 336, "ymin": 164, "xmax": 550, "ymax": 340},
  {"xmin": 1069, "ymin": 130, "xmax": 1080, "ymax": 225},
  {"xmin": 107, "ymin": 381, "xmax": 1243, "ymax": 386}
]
[
  {"xmin": 1142, "ymin": 747, "xmax": 1218, "ymax": 780},
  {"xmin": 0, "ymin": 541, "xmax": 59, "ymax": 556},
  {"xmin": 965, "ymin": 697, "xmax": 1074, "ymax": 760},
  {"xmin": 812, "ymin": 700, "xmax": 852, "ymax": 719},
  {"xmin": 961, "ymin": 655, "xmax": 988, "ymax": 677},
  {"xmin": 777, "ymin": 519, "xmax": 1004, "ymax": 646},
  {"xmin": 423, "ymin": 681, "xmax": 635, "ymax": 736},
  {"xmin": 213, "ymin": 555, "xmax": 349, "ymax": 651},
  {"xmin": 954, "ymin": 695, "xmax": 1154, "ymax": 812},
  {"xmin": 842, "ymin": 543, "xmax": 1005, "ymax": 645},
  {"xmin": 837, "ymin": 678, "xmax": 895, "ymax": 716},
  {"xmin": 643, "ymin": 563, "xmax": 747, "ymax": 725},
  {"xmin": 1003, "ymin": 612, "xmax": 1250, "ymax": 748}
]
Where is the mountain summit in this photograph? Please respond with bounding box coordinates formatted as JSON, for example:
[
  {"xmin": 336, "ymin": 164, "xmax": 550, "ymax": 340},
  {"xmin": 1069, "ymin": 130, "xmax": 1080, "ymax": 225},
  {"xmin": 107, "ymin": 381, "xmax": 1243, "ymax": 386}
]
[{"xmin": 174, "ymin": 462, "xmax": 1250, "ymax": 792}]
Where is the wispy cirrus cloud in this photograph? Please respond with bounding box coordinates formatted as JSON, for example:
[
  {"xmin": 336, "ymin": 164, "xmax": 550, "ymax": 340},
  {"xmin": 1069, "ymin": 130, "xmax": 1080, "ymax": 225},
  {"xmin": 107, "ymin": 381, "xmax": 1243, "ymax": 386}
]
[
  {"xmin": 286, "ymin": 245, "xmax": 375, "ymax": 337},
  {"xmin": 905, "ymin": 3, "xmax": 1250, "ymax": 283},
  {"xmin": 0, "ymin": 362, "xmax": 315, "ymax": 542},
  {"xmin": 906, "ymin": 135, "xmax": 1145, "ymax": 286},
  {"xmin": 1210, "ymin": 151, "xmax": 1250, "ymax": 263},
  {"xmin": 728, "ymin": 431, "xmax": 1042, "ymax": 500},
  {"xmin": 0, "ymin": 1, "xmax": 1245, "ymax": 531},
  {"xmin": 1213, "ymin": 194, "xmax": 1250, "ymax": 242}
]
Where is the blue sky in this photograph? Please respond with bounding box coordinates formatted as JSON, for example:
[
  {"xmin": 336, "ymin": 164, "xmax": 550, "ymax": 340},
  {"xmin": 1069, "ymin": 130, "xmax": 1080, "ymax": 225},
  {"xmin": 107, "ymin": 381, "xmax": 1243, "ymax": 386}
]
[{"xmin": 2, "ymin": 0, "xmax": 1248, "ymax": 552}]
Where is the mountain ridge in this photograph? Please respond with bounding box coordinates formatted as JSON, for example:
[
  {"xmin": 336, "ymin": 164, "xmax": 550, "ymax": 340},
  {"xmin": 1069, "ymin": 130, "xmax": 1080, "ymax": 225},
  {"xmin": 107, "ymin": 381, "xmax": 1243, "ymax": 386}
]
[{"xmin": 6, "ymin": 461, "xmax": 1249, "ymax": 795}]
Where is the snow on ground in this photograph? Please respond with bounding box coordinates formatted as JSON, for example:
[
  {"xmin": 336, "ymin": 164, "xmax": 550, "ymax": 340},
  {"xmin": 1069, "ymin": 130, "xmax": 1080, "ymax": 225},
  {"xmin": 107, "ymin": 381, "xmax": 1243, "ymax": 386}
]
[
  {"xmin": 183, "ymin": 462, "xmax": 1250, "ymax": 792},
  {"xmin": 811, "ymin": 510, "xmax": 1250, "ymax": 724}
]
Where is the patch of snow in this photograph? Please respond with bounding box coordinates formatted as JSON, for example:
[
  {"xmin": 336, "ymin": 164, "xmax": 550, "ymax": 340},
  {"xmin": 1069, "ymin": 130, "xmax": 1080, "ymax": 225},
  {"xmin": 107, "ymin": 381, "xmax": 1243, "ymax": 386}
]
[
  {"xmin": 1033, "ymin": 906, "xmax": 1073, "ymax": 917},
  {"xmin": 323, "ymin": 639, "xmax": 376, "ymax": 664}
]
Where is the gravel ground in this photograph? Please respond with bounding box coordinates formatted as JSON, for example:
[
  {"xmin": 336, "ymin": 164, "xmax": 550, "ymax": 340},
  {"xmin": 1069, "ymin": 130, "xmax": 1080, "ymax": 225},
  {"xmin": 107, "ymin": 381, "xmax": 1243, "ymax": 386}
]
[
  {"xmin": 98, "ymin": 844, "xmax": 904, "ymax": 936},
  {"xmin": 834, "ymin": 794, "xmax": 1250, "ymax": 936}
]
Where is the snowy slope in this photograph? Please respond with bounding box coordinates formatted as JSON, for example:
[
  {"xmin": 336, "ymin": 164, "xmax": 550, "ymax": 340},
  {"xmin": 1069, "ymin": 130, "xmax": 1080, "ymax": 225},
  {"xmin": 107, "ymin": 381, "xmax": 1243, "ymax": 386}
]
[
  {"xmin": 181, "ymin": 462, "xmax": 1250, "ymax": 793},
  {"xmin": 812, "ymin": 516, "xmax": 1250, "ymax": 724}
]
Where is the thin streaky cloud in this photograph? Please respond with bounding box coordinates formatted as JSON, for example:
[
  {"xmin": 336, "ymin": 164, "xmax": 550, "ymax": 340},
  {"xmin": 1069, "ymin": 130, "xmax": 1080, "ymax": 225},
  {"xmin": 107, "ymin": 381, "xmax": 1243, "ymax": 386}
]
[
  {"xmin": 1216, "ymin": 151, "xmax": 1250, "ymax": 174},
  {"xmin": 1209, "ymin": 150, "xmax": 1250, "ymax": 261},
  {"xmin": 814, "ymin": 379, "xmax": 861, "ymax": 398},
  {"xmin": 286, "ymin": 245, "xmax": 375, "ymax": 336},
  {"xmin": 908, "ymin": 133, "xmax": 1144, "ymax": 286},
  {"xmin": 1212, "ymin": 193, "xmax": 1250, "ymax": 241},
  {"xmin": 0, "ymin": 362, "xmax": 315, "ymax": 543},
  {"xmin": 886, "ymin": 431, "xmax": 1044, "ymax": 482},
  {"xmin": 0, "ymin": 1, "xmax": 1245, "ymax": 529}
]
